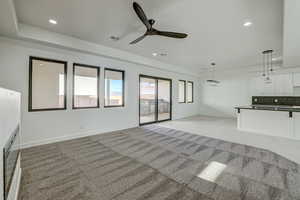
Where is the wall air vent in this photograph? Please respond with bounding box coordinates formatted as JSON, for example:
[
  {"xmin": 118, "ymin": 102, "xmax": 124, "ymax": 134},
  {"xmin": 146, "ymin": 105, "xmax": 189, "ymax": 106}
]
[{"xmin": 206, "ymin": 80, "xmax": 220, "ymax": 84}]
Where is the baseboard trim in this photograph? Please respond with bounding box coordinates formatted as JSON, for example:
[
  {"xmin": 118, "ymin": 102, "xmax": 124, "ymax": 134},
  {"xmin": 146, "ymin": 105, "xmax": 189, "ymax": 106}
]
[{"xmin": 20, "ymin": 125, "xmax": 137, "ymax": 149}]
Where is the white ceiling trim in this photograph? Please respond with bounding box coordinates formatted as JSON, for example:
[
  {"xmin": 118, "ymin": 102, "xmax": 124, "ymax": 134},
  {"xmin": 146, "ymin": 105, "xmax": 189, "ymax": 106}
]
[
  {"xmin": 17, "ymin": 23, "xmax": 199, "ymax": 77},
  {"xmin": 0, "ymin": 0, "xmax": 18, "ymax": 36},
  {"xmin": 0, "ymin": 0, "xmax": 286, "ymax": 78},
  {"xmin": 0, "ymin": 0, "xmax": 199, "ymax": 77}
]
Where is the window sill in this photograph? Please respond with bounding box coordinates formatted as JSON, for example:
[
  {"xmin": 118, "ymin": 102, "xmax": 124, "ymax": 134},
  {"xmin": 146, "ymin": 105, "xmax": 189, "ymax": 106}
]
[
  {"xmin": 104, "ymin": 105, "xmax": 125, "ymax": 108},
  {"xmin": 72, "ymin": 106, "xmax": 100, "ymax": 110}
]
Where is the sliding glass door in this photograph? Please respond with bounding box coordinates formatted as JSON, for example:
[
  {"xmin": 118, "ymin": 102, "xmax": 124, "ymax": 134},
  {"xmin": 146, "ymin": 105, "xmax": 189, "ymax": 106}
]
[
  {"xmin": 139, "ymin": 75, "xmax": 172, "ymax": 125},
  {"xmin": 140, "ymin": 77, "xmax": 156, "ymax": 124},
  {"xmin": 158, "ymin": 79, "xmax": 171, "ymax": 121}
]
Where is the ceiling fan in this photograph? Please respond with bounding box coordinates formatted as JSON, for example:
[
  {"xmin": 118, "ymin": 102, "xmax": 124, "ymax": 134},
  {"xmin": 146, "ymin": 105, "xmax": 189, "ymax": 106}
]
[{"xmin": 130, "ymin": 2, "xmax": 188, "ymax": 44}]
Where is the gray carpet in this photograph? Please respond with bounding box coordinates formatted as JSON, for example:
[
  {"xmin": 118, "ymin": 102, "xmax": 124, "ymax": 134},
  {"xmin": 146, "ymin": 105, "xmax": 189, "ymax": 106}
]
[{"xmin": 19, "ymin": 125, "xmax": 300, "ymax": 200}]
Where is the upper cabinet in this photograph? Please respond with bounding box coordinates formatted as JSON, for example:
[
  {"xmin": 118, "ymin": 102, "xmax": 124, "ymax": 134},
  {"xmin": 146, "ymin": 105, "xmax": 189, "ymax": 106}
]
[
  {"xmin": 273, "ymin": 74, "xmax": 293, "ymax": 95},
  {"xmin": 250, "ymin": 74, "xmax": 293, "ymax": 96},
  {"xmin": 293, "ymin": 73, "xmax": 300, "ymax": 86}
]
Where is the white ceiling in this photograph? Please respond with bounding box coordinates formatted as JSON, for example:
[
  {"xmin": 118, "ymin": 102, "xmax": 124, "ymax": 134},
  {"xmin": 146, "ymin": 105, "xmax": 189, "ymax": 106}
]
[{"xmin": 14, "ymin": 0, "xmax": 283, "ymax": 73}]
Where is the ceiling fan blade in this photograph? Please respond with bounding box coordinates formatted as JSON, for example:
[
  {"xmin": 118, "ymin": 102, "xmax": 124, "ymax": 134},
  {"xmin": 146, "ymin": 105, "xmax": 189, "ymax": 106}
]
[
  {"xmin": 133, "ymin": 2, "xmax": 151, "ymax": 30},
  {"xmin": 156, "ymin": 31, "xmax": 188, "ymax": 39},
  {"xmin": 130, "ymin": 34, "xmax": 147, "ymax": 44}
]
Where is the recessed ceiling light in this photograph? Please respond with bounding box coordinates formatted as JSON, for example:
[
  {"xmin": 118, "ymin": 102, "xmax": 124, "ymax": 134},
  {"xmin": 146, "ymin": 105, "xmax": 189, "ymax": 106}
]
[
  {"xmin": 152, "ymin": 53, "xmax": 158, "ymax": 56},
  {"xmin": 243, "ymin": 21, "xmax": 252, "ymax": 27},
  {"xmin": 49, "ymin": 19, "xmax": 57, "ymax": 25}
]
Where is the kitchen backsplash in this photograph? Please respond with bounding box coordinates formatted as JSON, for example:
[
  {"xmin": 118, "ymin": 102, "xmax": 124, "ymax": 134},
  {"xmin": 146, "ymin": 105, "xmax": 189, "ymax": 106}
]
[{"xmin": 252, "ymin": 96, "xmax": 300, "ymax": 106}]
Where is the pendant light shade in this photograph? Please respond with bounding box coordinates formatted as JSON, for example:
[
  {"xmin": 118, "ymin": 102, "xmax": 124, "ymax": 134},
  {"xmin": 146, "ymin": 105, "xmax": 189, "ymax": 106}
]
[
  {"xmin": 206, "ymin": 63, "xmax": 220, "ymax": 86},
  {"xmin": 262, "ymin": 50, "xmax": 274, "ymax": 84}
]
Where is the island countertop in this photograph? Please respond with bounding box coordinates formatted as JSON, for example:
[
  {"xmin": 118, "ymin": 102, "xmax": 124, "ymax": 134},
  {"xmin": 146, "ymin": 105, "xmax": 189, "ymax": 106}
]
[
  {"xmin": 236, "ymin": 105, "xmax": 300, "ymax": 140},
  {"xmin": 236, "ymin": 96, "xmax": 300, "ymax": 140},
  {"xmin": 235, "ymin": 105, "xmax": 300, "ymax": 112}
]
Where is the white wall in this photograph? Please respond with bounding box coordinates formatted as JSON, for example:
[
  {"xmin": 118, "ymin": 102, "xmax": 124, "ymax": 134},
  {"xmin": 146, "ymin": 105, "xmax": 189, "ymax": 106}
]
[
  {"xmin": 199, "ymin": 78, "xmax": 252, "ymax": 117},
  {"xmin": 199, "ymin": 73, "xmax": 296, "ymax": 118},
  {"xmin": 0, "ymin": 37, "xmax": 201, "ymax": 148},
  {"xmin": 197, "ymin": 0, "xmax": 300, "ymax": 112}
]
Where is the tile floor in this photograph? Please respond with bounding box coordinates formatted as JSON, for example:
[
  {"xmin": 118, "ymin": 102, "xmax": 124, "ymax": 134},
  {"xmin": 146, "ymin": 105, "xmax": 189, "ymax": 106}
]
[{"xmin": 160, "ymin": 115, "xmax": 300, "ymax": 164}]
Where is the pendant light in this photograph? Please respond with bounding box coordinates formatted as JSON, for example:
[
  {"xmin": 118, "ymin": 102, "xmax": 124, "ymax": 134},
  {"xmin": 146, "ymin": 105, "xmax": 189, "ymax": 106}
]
[
  {"xmin": 262, "ymin": 50, "xmax": 274, "ymax": 84},
  {"xmin": 206, "ymin": 62, "xmax": 220, "ymax": 86}
]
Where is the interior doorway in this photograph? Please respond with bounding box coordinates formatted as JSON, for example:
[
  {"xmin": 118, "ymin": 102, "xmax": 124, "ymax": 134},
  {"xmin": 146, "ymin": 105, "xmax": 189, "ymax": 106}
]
[{"xmin": 139, "ymin": 75, "xmax": 172, "ymax": 125}]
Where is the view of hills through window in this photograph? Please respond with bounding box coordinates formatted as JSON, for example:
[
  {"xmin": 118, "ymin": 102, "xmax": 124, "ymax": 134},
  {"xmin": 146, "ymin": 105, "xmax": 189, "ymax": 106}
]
[
  {"xmin": 105, "ymin": 69, "xmax": 124, "ymax": 106},
  {"xmin": 73, "ymin": 65, "xmax": 99, "ymax": 108}
]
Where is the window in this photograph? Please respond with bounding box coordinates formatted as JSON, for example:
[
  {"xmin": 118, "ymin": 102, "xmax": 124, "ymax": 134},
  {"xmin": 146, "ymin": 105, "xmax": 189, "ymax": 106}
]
[
  {"xmin": 29, "ymin": 57, "xmax": 67, "ymax": 111},
  {"xmin": 73, "ymin": 63, "xmax": 100, "ymax": 109},
  {"xmin": 178, "ymin": 80, "xmax": 186, "ymax": 103},
  {"xmin": 187, "ymin": 81, "xmax": 194, "ymax": 103},
  {"xmin": 104, "ymin": 68, "xmax": 125, "ymax": 107}
]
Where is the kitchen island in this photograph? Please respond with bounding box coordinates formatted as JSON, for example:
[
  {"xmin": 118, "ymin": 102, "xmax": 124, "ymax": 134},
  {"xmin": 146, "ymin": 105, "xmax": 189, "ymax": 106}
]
[{"xmin": 235, "ymin": 105, "xmax": 300, "ymax": 140}]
